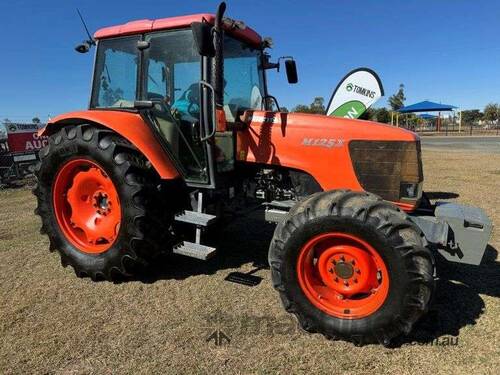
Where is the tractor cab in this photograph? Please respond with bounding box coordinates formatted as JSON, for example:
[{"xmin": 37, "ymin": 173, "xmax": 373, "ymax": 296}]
[{"xmin": 87, "ymin": 7, "xmax": 295, "ymax": 188}]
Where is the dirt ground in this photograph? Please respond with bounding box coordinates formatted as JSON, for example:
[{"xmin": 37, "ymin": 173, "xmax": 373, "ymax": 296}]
[{"xmin": 1, "ymin": 149, "xmax": 499, "ymax": 374}]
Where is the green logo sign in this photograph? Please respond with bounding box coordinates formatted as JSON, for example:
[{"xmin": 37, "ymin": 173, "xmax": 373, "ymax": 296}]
[
  {"xmin": 331, "ymin": 100, "xmax": 367, "ymax": 119},
  {"xmin": 346, "ymin": 83, "xmax": 354, "ymax": 92}
]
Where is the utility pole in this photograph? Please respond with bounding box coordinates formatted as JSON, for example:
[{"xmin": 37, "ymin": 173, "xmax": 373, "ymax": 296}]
[{"xmin": 458, "ymin": 110, "xmax": 462, "ymax": 133}]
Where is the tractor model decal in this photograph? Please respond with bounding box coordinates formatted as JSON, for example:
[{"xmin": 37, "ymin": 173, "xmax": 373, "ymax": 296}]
[{"xmin": 302, "ymin": 138, "xmax": 344, "ymax": 148}]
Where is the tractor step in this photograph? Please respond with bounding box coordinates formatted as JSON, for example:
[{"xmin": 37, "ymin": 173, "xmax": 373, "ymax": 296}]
[
  {"xmin": 173, "ymin": 241, "xmax": 216, "ymax": 260},
  {"xmin": 174, "ymin": 210, "xmax": 217, "ymax": 226}
]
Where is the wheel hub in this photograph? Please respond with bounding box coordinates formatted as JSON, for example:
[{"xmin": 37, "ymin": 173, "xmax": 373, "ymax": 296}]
[
  {"xmin": 93, "ymin": 191, "xmax": 110, "ymax": 215},
  {"xmin": 333, "ymin": 261, "xmax": 354, "ymax": 279},
  {"xmin": 52, "ymin": 159, "xmax": 121, "ymax": 254},
  {"xmin": 297, "ymin": 232, "xmax": 389, "ymax": 319}
]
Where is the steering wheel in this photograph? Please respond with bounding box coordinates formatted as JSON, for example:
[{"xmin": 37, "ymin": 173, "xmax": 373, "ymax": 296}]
[
  {"xmin": 146, "ymin": 92, "xmax": 182, "ymax": 120},
  {"xmin": 186, "ymin": 84, "xmax": 201, "ymax": 117}
]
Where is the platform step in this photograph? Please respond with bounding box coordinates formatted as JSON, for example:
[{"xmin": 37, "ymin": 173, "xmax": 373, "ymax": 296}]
[
  {"xmin": 174, "ymin": 210, "xmax": 217, "ymax": 226},
  {"xmin": 173, "ymin": 241, "xmax": 216, "ymax": 260}
]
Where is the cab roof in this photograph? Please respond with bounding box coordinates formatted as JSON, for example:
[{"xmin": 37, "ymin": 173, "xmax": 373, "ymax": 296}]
[{"xmin": 94, "ymin": 13, "xmax": 262, "ymax": 47}]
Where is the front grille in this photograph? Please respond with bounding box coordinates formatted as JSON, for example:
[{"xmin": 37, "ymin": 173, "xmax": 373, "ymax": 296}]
[{"xmin": 349, "ymin": 140, "xmax": 423, "ymax": 202}]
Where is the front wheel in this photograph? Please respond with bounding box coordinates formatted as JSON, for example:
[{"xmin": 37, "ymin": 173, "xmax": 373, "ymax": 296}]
[{"xmin": 269, "ymin": 190, "xmax": 435, "ymax": 345}]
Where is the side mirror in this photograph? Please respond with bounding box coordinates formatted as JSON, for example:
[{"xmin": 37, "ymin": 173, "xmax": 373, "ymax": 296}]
[
  {"xmin": 191, "ymin": 22, "xmax": 215, "ymax": 57},
  {"xmin": 285, "ymin": 60, "xmax": 298, "ymax": 84}
]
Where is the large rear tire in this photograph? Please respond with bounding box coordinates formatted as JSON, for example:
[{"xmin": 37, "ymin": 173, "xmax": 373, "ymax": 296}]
[
  {"xmin": 269, "ymin": 190, "xmax": 435, "ymax": 345},
  {"xmin": 33, "ymin": 124, "xmax": 175, "ymax": 281}
]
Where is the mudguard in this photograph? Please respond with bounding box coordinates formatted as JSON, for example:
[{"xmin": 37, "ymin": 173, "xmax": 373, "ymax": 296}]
[{"xmin": 40, "ymin": 110, "xmax": 180, "ymax": 180}]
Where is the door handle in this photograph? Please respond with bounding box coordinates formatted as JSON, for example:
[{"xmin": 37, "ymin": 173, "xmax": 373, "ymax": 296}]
[{"xmin": 199, "ymin": 80, "xmax": 216, "ymax": 142}]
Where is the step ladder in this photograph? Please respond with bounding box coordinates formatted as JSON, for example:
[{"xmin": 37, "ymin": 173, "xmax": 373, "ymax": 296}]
[{"xmin": 173, "ymin": 191, "xmax": 217, "ymax": 260}]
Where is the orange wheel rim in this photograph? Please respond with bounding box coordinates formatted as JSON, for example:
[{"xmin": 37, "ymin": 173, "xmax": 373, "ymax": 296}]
[
  {"xmin": 297, "ymin": 232, "xmax": 389, "ymax": 319},
  {"xmin": 52, "ymin": 159, "xmax": 121, "ymax": 254}
]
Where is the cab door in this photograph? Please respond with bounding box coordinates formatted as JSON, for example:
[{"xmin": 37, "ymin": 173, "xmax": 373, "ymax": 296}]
[{"xmin": 142, "ymin": 29, "xmax": 215, "ymax": 186}]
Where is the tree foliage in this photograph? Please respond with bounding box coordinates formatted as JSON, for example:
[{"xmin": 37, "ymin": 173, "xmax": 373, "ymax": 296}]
[
  {"xmin": 375, "ymin": 108, "xmax": 391, "ymax": 123},
  {"xmin": 461, "ymin": 110, "xmax": 483, "ymax": 125},
  {"xmin": 292, "ymin": 97, "xmax": 326, "ymax": 114},
  {"xmin": 32, "ymin": 117, "xmax": 41, "ymax": 124},
  {"xmin": 358, "ymin": 107, "xmax": 391, "ymax": 123},
  {"xmin": 483, "ymin": 103, "xmax": 499, "ymax": 124},
  {"xmin": 388, "ymin": 84, "xmax": 406, "ymax": 111},
  {"xmin": 359, "ymin": 107, "xmax": 375, "ymax": 120}
]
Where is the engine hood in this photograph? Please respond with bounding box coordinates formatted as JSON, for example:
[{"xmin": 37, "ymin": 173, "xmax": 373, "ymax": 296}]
[{"xmin": 242, "ymin": 111, "xmax": 418, "ymax": 143}]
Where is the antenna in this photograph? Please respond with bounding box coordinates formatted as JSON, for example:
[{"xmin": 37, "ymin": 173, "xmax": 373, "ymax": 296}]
[
  {"xmin": 75, "ymin": 9, "xmax": 95, "ymax": 53},
  {"xmin": 77, "ymin": 9, "xmax": 94, "ymax": 43}
]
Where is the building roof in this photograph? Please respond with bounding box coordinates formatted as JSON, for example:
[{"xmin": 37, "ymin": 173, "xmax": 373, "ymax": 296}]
[
  {"xmin": 397, "ymin": 100, "xmax": 457, "ymax": 113},
  {"xmin": 94, "ymin": 13, "xmax": 262, "ymax": 47}
]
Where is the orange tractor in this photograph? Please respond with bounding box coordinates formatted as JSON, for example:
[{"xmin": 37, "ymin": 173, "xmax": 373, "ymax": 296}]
[{"xmin": 34, "ymin": 3, "xmax": 491, "ymax": 345}]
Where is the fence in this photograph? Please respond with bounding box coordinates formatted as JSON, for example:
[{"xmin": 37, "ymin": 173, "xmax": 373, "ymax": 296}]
[{"xmin": 400, "ymin": 122, "xmax": 500, "ymax": 136}]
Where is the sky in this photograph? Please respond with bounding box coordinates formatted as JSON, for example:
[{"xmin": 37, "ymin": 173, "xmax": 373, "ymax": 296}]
[{"xmin": 1, "ymin": 0, "xmax": 499, "ymax": 122}]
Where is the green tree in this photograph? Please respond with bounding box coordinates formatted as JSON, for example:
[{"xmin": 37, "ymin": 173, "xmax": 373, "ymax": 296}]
[
  {"xmin": 388, "ymin": 84, "xmax": 406, "ymax": 111},
  {"xmin": 483, "ymin": 103, "xmax": 499, "ymax": 127},
  {"xmin": 292, "ymin": 97, "xmax": 326, "ymax": 114},
  {"xmin": 279, "ymin": 107, "xmax": 289, "ymax": 113},
  {"xmin": 461, "ymin": 109, "xmax": 482, "ymax": 126},
  {"xmin": 376, "ymin": 108, "xmax": 391, "ymax": 123},
  {"xmin": 310, "ymin": 97, "xmax": 325, "ymax": 114},
  {"xmin": 359, "ymin": 107, "xmax": 376, "ymax": 120},
  {"xmin": 32, "ymin": 117, "xmax": 41, "ymax": 124},
  {"xmin": 292, "ymin": 104, "xmax": 312, "ymax": 113}
]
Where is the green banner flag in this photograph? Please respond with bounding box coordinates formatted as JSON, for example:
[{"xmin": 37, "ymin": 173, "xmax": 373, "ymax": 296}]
[{"xmin": 326, "ymin": 68, "xmax": 384, "ymax": 119}]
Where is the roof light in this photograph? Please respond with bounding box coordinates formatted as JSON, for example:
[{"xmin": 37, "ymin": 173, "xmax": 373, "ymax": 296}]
[{"xmin": 222, "ymin": 17, "xmax": 246, "ymax": 30}]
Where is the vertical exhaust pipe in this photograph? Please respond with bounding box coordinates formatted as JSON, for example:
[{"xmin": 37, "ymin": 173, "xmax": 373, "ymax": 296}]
[{"xmin": 213, "ymin": 2, "xmax": 226, "ymax": 109}]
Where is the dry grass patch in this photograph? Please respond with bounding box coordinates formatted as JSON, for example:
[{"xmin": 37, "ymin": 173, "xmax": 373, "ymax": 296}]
[{"xmin": 1, "ymin": 149, "xmax": 499, "ymax": 374}]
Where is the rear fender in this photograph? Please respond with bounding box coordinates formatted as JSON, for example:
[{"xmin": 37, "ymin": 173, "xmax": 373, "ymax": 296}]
[{"xmin": 40, "ymin": 110, "xmax": 179, "ymax": 179}]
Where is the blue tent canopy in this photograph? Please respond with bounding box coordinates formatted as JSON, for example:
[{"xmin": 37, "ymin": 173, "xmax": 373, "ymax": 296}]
[{"xmin": 397, "ymin": 100, "xmax": 457, "ymax": 113}]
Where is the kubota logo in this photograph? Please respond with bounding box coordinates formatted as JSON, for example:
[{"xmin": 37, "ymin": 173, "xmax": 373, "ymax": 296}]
[{"xmin": 346, "ymin": 83, "xmax": 354, "ymax": 92}]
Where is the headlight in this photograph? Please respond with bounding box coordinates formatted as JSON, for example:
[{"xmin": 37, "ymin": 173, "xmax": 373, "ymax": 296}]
[{"xmin": 400, "ymin": 181, "xmax": 422, "ymax": 199}]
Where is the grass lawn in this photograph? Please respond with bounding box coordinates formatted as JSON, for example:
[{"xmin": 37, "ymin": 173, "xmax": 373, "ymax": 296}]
[{"xmin": 1, "ymin": 149, "xmax": 499, "ymax": 374}]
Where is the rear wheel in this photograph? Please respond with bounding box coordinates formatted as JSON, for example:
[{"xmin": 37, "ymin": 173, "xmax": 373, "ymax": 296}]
[
  {"xmin": 34, "ymin": 124, "xmax": 175, "ymax": 281},
  {"xmin": 269, "ymin": 190, "xmax": 435, "ymax": 345}
]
